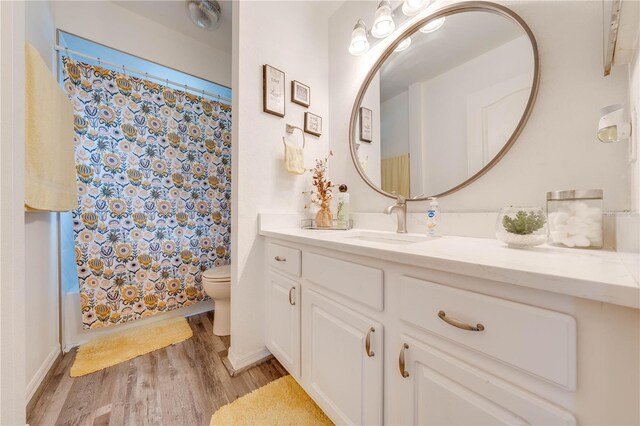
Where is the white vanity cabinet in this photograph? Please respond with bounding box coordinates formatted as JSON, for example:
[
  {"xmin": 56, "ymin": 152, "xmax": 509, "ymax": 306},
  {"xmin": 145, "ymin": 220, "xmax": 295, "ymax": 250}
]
[
  {"xmin": 391, "ymin": 335, "xmax": 575, "ymax": 426},
  {"xmin": 262, "ymin": 236, "xmax": 639, "ymax": 426},
  {"xmin": 264, "ymin": 243, "xmax": 302, "ymax": 378},
  {"xmin": 301, "ymin": 288, "xmax": 383, "ymax": 425}
]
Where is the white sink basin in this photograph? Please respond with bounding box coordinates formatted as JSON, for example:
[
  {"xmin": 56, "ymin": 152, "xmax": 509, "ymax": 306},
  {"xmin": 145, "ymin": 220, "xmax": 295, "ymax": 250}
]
[{"xmin": 345, "ymin": 230, "xmax": 436, "ymax": 245}]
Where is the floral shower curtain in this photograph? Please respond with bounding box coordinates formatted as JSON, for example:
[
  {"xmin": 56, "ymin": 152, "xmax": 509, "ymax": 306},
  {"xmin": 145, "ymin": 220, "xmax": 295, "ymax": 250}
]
[{"xmin": 62, "ymin": 57, "xmax": 232, "ymax": 329}]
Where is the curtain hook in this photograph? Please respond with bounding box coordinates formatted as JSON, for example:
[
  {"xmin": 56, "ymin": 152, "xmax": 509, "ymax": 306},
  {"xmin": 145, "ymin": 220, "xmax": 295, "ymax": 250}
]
[
  {"xmin": 97, "ymin": 57, "xmax": 101, "ymax": 65},
  {"xmin": 166, "ymin": 78, "xmax": 169, "ymax": 89},
  {"xmin": 217, "ymin": 94, "xmax": 220, "ymax": 103},
  {"xmin": 122, "ymin": 65, "xmax": 126, "ymax": 76}
]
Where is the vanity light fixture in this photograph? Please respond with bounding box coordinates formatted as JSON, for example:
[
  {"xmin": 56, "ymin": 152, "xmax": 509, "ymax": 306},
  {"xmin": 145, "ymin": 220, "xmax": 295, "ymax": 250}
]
[
  {"xmin": 371, "ymin": 0, "xmax": 395, "ymax": 39},
  {"xmin": 349, "ymin": 19, "xmax": 371, "ymax": 56},
  {"xmin": 394, "ymin": 37, "xmax": 412, "ymax": 52},
  {"xmin": 597, "ymin": 104, "xmax": 632, "ymax": 143},
  {"xmin": 402, "ymin": 0, "xmax": 430, "ymax": 16},
  {"xmin": 420, "ymin": 16, "xmax": 446, "ymax": 33}
]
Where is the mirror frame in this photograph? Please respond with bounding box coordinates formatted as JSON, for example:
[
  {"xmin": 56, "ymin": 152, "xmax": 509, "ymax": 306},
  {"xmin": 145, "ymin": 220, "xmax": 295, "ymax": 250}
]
[{"xmin": 349, "ymin": 1, "xmax": 540, "ymax": 201}]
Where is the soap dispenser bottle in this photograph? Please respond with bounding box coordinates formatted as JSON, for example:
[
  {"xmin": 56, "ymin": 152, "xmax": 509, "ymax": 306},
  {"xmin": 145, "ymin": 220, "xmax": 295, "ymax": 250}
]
[
  {"xmin": 336, "ymin": 184, "xmax": 350, "ymax": 229},
  {"xmin": 426, "ymin": 197, "xmax": 440, "ymax": 237}
]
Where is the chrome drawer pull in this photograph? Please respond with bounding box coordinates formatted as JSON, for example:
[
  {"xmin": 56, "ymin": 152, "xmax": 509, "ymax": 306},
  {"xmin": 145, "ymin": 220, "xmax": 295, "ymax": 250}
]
[
  {"xmin": 365, "ymin": 327, "xmax": 375, "ymax": 357},
  {"xmin": 288, "ymin": 287, "xmax": 296, "ymax": 305},
  {"xmin": 274, "ymin": 256, "xmax": 287, "ymax": 262},
  {"xmin": 438, "ymin": 310, "xmax": 485, "ymax": 332},
  {"xmin": 399, "ymin": 343, "xmax": 409, "ymax": 378}
]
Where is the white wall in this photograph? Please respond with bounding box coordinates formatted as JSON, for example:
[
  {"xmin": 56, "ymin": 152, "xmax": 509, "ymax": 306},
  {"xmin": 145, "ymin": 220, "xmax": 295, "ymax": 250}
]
[
  {"xmin": 420, "ymin": 35, "xmax": 532, "ymax": 195},
  {"xmin": 0, "ymin": 1, "xmax": 27, "ymax": 423},
  {"xmin": 229, "ymin": 0, "xmax": 333, "ymax": 369},
  {"xmin": 51, "ymin": 1, "xmax": 232, "ymax": 87},
  {"xmin": 629, "ymin": 31, "xmax": 640, "ymax": 212},
  {"xmin": 329, "ymin": 1, "xmax": 631, "ymax": 215},
  {"xmin": 380, "ymin": 90, "xmax": 409, "ymax": 160},
  {"xmin": 24, "ymin": 0, "xmax": 60, "ymax": 405}
]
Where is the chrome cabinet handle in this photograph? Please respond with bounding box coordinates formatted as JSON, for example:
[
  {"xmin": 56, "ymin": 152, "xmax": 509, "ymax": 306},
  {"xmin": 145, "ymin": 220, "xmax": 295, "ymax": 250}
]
[
  {"xmin": 274, "ymin": 256, "xmax": 287, "ymax": 262},
  {"xmin": 288, "ymin": 287, "xmax": 296, "ymax": 305},
  {"xmin": 399, "ymin": 343, "xmax": 409, "ymax": 378},
  {"xmin": 438, "ymin": 310, "xmax": 485, "ymax": 332},
  {"xmin": 365, "ymin": 327, "xmax": 375, "ymax": 357}
]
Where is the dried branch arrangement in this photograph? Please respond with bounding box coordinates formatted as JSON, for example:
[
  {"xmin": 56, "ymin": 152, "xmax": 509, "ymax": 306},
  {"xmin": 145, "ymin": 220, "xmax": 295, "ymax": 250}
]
[{"xmin": 303, "ymin": 151, "xmax": 335, "ymax": 211}]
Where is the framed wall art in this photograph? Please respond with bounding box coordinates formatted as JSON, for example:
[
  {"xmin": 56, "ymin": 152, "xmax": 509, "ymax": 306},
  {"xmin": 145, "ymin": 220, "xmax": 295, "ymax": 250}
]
[
  {"xmin": 304, "ymin": 112, "xmax": 322, "ymax": 137},
  {"xmin": 291, "ymin": 80, "xmax": 310, "ymax": 107},
  {"xmin": 359, "ymin": 107, "xmax": 372, "ymax": 142},
  {"xmin": 263, "ymin": 64, "xmax": 285, "ymax": 117}
]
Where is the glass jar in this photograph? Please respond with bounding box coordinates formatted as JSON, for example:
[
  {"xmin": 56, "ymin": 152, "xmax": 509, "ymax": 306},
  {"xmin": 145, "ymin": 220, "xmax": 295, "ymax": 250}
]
[
  {"xmin": 547, "ymin": 189, "xmax": 603, "ymax": 249},
  {"xmin": 496, "ymin": 207, "xmax": 548, "ymax": 248}
]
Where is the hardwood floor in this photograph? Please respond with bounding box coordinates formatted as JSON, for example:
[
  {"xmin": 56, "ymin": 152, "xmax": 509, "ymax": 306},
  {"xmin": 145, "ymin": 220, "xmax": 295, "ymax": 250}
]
[{"xmin": 27, "ymin": 312, "xmax": 287, "ymax": 426}]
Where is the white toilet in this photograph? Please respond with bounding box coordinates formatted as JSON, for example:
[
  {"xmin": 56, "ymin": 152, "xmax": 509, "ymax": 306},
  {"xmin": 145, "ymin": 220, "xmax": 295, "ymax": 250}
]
[{"xmin": 202, "ymin": 264, "xmax": 231, "ymax": 336}]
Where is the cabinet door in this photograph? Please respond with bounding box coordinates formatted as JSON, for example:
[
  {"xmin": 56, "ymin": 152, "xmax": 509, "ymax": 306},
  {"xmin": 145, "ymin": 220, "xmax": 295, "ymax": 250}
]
[
  {"xmin": 265, "ymin": 270, "xmax": 300, "ymax": 378},
  {"xmin": 390, "ymin": 335, "xmax": 576, "ymax": 426},
  {"xmin": 302, "ymin": 288, "xmax": 383, "ymax": 425}
]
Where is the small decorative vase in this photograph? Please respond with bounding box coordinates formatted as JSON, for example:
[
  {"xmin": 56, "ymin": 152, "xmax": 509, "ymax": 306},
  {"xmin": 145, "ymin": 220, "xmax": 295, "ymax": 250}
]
[
  {"xmin": 315, "ymin": 204, "xmax": 333, "ymax": 228},
  {"xmin": 496, "ymin": 207, "xmax": 548, "ymax": 248}
]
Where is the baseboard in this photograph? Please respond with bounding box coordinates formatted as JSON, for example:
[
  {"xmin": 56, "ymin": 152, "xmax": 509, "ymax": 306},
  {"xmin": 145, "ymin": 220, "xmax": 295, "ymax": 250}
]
[
  {"xmin": 63, "ymin": 297, "xmax": 214, "ymax": 352},
  {"xmin": 227, "ymin": 346, "xmax": 272, "ymax": 373},
  {"xmin": 26, "ymin": 344, "xmax": 62, "ymax": 409}
]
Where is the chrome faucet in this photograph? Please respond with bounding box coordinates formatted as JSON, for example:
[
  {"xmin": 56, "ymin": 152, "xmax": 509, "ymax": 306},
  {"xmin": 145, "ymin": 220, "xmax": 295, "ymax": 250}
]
[{"xmin": 385, "ymin": 194, "xmax": 408, "ymax": 233}]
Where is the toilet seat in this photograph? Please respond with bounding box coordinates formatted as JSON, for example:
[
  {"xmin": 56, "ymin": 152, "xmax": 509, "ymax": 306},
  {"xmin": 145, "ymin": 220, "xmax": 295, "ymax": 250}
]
[{"xmin": 203, "ymin": 265, "xmax": 230, "ymax": 280}]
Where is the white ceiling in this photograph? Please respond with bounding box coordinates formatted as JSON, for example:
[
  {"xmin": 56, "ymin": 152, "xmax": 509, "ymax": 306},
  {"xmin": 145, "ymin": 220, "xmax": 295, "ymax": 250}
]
[
  {"xmin": 380, "ymin": 11, "xmax": 527, "ymax": 102},
  {"xmin": 112, "ymin": 0, "xmax": 233, "ymax": 54}
]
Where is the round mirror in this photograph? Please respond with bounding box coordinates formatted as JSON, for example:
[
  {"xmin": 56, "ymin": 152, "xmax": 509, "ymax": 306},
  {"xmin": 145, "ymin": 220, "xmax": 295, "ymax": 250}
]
[{"xmin": 350, "ymin": 2, "xmax": 539, "ymax": 200}]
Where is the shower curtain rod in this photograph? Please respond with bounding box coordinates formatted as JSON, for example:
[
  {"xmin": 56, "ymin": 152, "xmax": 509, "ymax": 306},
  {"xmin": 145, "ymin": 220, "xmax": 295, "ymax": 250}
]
[{"xmin": 54, "ymin": 44, "xmax": 232, "ymax": 103}]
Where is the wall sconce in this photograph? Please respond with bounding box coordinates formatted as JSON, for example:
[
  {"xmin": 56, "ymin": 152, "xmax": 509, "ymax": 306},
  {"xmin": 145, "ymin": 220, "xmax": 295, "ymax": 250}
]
[
  {"xmin": 348, "ymin": 0, "xmax": 436, "ymax": 56},
  {"xmin": 402, "ymin": 0, "xmax": 430, "ymax": 16},
  {"xmin": 371, "ymin": 0, "xmax": 395, "ymax": 39},
  {"xmin": 349, "ymin": 19, "xmax": 370, "ymax": 56},
  {"xmin": 597, "ymin": 104, "xmax": 632, "ymax": 143}
]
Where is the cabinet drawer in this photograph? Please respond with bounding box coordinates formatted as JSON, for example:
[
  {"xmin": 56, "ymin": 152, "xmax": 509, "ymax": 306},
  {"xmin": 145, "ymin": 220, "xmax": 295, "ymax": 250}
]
[
  {"xmin": 267, "ymin": 243, "xmax": 301, "ymax": 277},
  {"xmin": 304, "ymin": 252, "xmax": 383, "ymax": 311},
  {"xmin": 399, "ymin": 276, "xmax": 576, "ymax": 390}
]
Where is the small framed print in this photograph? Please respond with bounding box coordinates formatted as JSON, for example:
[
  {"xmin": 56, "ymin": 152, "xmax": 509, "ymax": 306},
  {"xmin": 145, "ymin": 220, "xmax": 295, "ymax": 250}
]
[
  {"xmin": 304, "ymin": 112, "xmax": 322, "ymax": 136},
  {"xmin": 263, "ymin": 64, "xmax": 285, "ymax": 117},
  {"xmin": 291, "ymin": 80, "xmax": 310, "ymax": 107},
  {"xmin": 359, "ymin": 107, "xmax": 372, "ymax": 142}
]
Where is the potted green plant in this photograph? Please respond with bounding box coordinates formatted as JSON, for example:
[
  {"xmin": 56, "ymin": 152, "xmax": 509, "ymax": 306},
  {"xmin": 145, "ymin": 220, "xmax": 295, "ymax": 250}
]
[{"xmin": 496, "ymin": 207, "xmax": 548, "ymax": 248}]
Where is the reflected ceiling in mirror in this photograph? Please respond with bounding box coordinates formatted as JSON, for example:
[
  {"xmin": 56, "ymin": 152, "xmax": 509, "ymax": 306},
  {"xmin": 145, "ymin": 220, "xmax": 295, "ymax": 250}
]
[{"xmin": 350, "ymin": 3, "xmax": 539, "ymax": 200}]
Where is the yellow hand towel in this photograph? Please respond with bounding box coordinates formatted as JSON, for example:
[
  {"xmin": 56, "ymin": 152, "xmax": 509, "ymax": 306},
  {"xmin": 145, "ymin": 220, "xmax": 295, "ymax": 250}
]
[
  {"xmin": 24, "ymin": 43, "xmax": 77, "ymax": 212},
  {"xmin": 284, "ymin": 142, "xmax": 305, "ymax": 175}
]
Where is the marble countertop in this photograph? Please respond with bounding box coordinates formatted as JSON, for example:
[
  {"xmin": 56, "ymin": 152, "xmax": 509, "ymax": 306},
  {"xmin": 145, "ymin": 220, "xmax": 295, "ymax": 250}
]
[{"xmin": 259, "ymin": 227, "xmax": 640, "ymax": 309}]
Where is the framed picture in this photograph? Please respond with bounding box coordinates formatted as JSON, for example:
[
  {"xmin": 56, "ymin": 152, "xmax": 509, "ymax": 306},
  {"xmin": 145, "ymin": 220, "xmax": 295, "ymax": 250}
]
[
  {"xmin": 359, "ymin": 107, "xmax": 372, "ymax": 142},
  {"xmin": 263, "ymin": 64, "xmax": 285, "ymax": 117},
  {"xmin": 291, "ymin": 80, "xmax": 310, "ymax": 107},
  {"xmin": 304, "ymin": 112, "xmax": 322, "ymax": 136}
]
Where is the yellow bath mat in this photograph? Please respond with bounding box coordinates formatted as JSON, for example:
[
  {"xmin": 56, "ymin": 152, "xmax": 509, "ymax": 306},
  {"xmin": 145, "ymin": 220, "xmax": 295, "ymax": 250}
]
[
  {"xmin": 210, "ymin": 375, "xmax": 333, "ymax": 426},
  {"xmin": 70, "ymin": 317, "xmax": 193, "ymax": 377}
]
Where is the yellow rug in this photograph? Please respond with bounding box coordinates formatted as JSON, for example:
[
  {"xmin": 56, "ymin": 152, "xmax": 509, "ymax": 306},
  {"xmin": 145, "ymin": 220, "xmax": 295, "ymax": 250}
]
[
  {"xmin": 210, "ymin": 375, "xmax": 333, "ymax": 426},
  {"xmin": 70, "ymin": 317, "xmax": 193, "ymax": 377}
]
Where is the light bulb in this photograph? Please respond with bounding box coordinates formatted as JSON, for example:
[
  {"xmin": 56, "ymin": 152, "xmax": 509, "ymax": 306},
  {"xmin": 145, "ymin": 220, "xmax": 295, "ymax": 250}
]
[
  {"xmin": 349, "ymin": 19, "xmax": 370, "ymax": 56},
  {"xmin": 402, "ymin": 0, "xmax": 430, "ymax": 16},
  {"xmin": 419, "ymin": 16, "xmax": 445, "ymax": 33},
  {"xmin": 394, "ymin": 37, "xmax": 412, "ymax": 52},
  {"xmin": 371, "ymin": 0, "xmax": 395, "ymax": 39}
]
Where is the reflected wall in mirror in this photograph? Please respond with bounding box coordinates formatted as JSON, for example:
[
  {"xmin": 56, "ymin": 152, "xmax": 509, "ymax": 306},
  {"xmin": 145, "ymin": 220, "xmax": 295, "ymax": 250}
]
[{"xmin": 351, "ymin": 3, "xmax": 539, "ymax": 200}]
